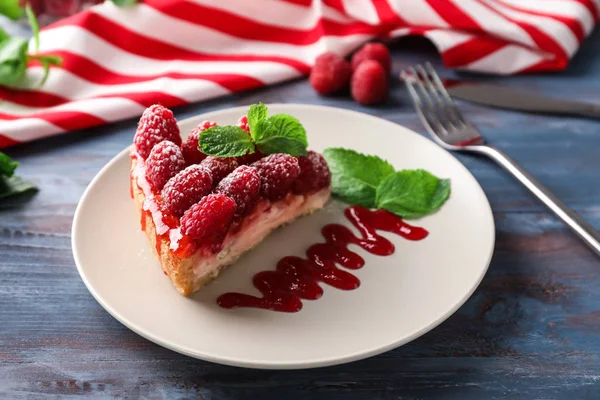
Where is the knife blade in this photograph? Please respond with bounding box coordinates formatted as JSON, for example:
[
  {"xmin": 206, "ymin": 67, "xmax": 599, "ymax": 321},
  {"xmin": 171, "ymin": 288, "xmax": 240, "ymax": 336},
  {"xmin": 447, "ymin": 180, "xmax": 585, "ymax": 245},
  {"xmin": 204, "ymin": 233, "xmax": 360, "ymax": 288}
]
[{"xmin": 446, "ymin": 82, "xmax": 600, "ymax": 120}]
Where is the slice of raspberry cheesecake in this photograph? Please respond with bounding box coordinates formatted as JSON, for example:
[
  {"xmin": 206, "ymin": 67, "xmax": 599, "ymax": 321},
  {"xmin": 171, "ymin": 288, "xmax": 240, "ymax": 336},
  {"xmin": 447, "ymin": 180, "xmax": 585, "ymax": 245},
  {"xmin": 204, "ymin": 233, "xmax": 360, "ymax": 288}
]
[{"xmin": 130, "ymin": 104, "xmax": 331, "ymax": 295}]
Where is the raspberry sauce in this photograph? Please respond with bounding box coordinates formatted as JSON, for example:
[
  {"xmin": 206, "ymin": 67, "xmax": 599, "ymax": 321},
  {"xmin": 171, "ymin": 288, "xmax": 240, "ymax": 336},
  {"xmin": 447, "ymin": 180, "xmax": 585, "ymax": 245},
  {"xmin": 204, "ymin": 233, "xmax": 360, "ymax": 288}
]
[{"xmin": 217, "ymin": 205, "xmax": 429, "ymax": 312}]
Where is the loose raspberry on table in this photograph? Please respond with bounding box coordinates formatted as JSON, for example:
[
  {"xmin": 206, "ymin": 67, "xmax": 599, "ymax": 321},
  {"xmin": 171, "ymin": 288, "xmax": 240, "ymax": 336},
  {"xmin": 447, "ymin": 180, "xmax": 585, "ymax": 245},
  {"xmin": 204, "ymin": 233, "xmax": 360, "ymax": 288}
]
[
  {"xmin": 351, "ymin": 60, "xmax": 388, "ymax": 105},
  {"xmin": 145, "ymin": 140, "xmax": 186, "ymax": 192},
  {"xmin": 251, "ymin": 153, "xmax": 300, "ymax": 201},
  {"xmin": 134, "ymin": 104, "xmax": 181, "ymax": 159},
  {"xmin": 215, "ymin": 165, "xmax": 261, "ymax": 218},
  {"xmin": 161, "ymin": 165, "xmax": 213, "ymax": 216},
  {"xmin": 351, "ymin": 43, "xmax": 392, "ymax": 74},
  {"xmin": 182, "ymin": 121, "xmax": 217, "ymax": 165},
  {"xmin": 309, "ymin": 52, "xmax": 352, "ymax": 95},
  {"xmin": 199, "ymin": 157, "xmax": 239, "ymax": 187},
  {"xmin": 181, "ymin": 194, "xmax": 236, "ymax": 248},
  {"xmin": 237, "ymin": 115, "xmax": 249, "ymax": 132},
  {"xmin": 292, "ymin": 151, "xmax": 331, "ymax": 194}
]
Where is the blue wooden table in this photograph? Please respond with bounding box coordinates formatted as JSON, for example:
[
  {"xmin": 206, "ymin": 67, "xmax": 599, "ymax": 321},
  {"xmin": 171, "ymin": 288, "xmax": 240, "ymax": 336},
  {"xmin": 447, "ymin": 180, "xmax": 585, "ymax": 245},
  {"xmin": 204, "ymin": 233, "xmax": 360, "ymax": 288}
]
[{"xmin": 2, "ymin": 29, "xmax": 600, "ymax": 398}]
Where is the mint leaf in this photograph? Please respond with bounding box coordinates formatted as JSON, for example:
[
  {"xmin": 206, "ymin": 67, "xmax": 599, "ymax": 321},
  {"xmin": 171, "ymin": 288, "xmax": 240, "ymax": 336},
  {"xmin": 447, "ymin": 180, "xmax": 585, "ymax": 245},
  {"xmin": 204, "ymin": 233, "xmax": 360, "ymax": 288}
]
[
  {"xmin": 323, "ymin": 148, "xmax": 395, "ymax": 208},
  {"xmin": 0, "ymin": 152, "xmax": 18, "ymax": 177},
  {"xmin": 199, "ymin": 126, "xmax": 254, "ymax": 157},
  {"xmin": 0, "ymin": 0, "xmax": 24, "ymax": 20},
  {"xmin": 0, "ymin": 36, "xmax": 28, "ymax": 88},
  {"xmin": 0, "ymin": 175, "xmax": 37, "ymax": 200},
  {"xmin": 25, "ymin": 4, "xmax": 39, "ymax": 51},
  {"xmin": 255, "ymin": 114, "xmax": 308, "ymax": 156},
  {"xmin": 110, "ymin": 0, "xmax": 140, "ymax": 7},
  {"xmin": 376, "ymin": 170, "xmax": 450, "ymax": 218},
  {"xmin": 248, "ymin": 102, "xmax": 268, "ymax": 140}
]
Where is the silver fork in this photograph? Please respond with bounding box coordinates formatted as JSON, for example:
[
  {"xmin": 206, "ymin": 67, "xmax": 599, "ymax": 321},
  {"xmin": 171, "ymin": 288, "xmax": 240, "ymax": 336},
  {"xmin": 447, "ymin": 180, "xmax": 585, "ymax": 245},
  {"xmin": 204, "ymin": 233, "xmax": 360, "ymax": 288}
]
[{"xmin": 402, "ymin": 62, "xmax": 600, "ymax": 257}]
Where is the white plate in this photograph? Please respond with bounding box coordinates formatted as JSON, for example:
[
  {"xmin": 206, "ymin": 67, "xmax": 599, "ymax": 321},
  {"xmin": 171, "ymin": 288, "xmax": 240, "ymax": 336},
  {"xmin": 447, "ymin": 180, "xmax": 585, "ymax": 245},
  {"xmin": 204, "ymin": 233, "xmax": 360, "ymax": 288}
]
[{"xmin": 72, "ymin": 104, "xmax": 494, "ymax": 369}]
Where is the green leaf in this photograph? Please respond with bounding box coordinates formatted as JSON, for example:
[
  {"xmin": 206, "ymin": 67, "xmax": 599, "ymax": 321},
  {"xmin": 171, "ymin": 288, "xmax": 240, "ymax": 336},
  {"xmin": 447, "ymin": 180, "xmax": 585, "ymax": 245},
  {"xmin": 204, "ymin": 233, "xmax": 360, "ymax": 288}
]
[
  {"xmin": 0, "ymin": 27, "xmax": 9, "ymax": 43},
  {"xmin": 0, "ymin": 175, "xmax": 37, "ymax": 200},
  {"xmin": 376, "ymin": 169, "xmax": 451, "ymax": 219},
  {"xmin": 0, "ymin": 152, "xmax": 18, "ymax": 177},
  {"xmin": 25, "ymin": 4, "xmax": 40, "ymax": 51},
  {"xmin": 0, "ymin": 36, "xmax": 29, "ymax": 88},
  {"xmin": 323, "ymin": 148, "xmax": 395, "ymax": 208},
  {"xmin": 110, "ymin": 0, "xmax": 140, "ymax": 7},
  {"xmin": 199, "ymin": 126, "xmax": 255, "ymax": 157},
  {"xmin": 255, "ymin": 114, "xmax": 308, "ymax": 156},
  {"xmin": 29, "ymin": 54, "xmax": 62, "ymax": 87},
  {"xmin": 247, "ymin": 102, "xmax": 268, "ymax": 140},
  {"xmin": 0, "ymin": 0, "xmax": 24, "ymax": 21}
]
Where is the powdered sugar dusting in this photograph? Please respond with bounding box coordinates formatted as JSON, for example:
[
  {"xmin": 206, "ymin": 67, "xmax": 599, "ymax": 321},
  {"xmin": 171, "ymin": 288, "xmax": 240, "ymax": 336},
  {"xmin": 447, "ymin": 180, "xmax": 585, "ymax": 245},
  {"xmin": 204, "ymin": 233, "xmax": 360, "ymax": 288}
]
[
  {"xmin": 251, "ymin": 153, "xmax": 301, "ymax": 201},
  {"xmin": 215, "ymin": 165, "xmax": 261, "ymax": 218},
  {"xmin": 161, "ymin": 164, "xmax": 213, "ymax": 216},
  {"xmin": 133, "ymin": 104, "xmax": 181, "ymax": 159},
  {"xmin": 145, "ymin": 140, "xmax": 186, "ymax": 191}
]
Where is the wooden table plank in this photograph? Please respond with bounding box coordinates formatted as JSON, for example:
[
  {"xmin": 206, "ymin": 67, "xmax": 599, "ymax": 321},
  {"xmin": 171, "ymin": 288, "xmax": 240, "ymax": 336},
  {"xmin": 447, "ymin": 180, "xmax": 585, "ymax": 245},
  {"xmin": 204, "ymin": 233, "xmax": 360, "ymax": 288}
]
[{"xmin": 2, "ymin": 29, "xmax": 600, "ymax": 399}]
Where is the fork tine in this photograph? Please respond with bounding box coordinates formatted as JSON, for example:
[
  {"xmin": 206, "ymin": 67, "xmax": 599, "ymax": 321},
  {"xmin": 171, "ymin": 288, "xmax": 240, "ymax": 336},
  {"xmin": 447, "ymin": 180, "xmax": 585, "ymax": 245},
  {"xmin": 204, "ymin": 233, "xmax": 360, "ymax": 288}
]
[
  {"xmin": 404, "ymin": 67, "xmax": 448, "ymax": 134},
  {"xmin": 414, "ymin": 64, "xmax": 455, "ymax": 133},
  {"xmin": 401, "ymin": 69, "xmax": 445, "ymax": 136},
  {"xmin": 424, "ymin": 62, "xmax": 466, "ymax": 126}
]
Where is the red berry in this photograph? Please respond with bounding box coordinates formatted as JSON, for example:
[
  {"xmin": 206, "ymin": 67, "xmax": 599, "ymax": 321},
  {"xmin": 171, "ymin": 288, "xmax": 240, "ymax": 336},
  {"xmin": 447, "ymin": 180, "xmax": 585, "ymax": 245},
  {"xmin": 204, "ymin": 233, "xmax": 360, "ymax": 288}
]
[
  {"xmin": 181, "ymin": 194, "xmax": 236, "ymax": 248},
  {"xmin": 292, "ymin": 151, "xmax": 331, "ymax": 194},
  {"xmin": 199, "ymin": 157, "xmax": 239, "ymax": 187},
  {"xmin": 45, "ymin": 0, "xmax": 78, "ymax": 16},
  {"xmin": 182, "ymin": 121, "xmax": 217, "ymax": 165},
  {"xmin": 309, "ymin": 52, "xmax": 352, "ymax": 95},
  {"xmin": 251, "ymin": 154, "xmax": 301, "ymax": 201},
  {"xmin": 215, "ymin": 166, "xmax": 261, "ymax": 218},
  {"xmin": 134, "ymin": 104, "xmax": 181, "ymax": 159},
  {"xmin": 161, "ymin": 165, "xmax": 213, "ymax": 216},
  {"xmin": 237, "ymin": 115, "xmax": 249, "ymax": 132},
  {"xmin": 145, "ymin": 141, "xmax": 186, "ymax": 192},
  {"xmin": 236, "ymin": 150, "xmax": 264, "ymax": 165},
  {"xmin": 351, "ymin": 43, "xmax": 391, "ymax": 74},
  {"xmin": 351, "ymin": 60, "xmax": 388, "ymax": 105}
]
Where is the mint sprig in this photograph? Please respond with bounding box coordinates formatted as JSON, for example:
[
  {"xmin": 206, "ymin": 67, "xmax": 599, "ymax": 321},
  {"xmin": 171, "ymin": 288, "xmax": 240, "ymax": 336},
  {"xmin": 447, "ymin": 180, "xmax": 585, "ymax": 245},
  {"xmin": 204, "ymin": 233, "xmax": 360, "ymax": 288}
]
[
  {"xmin": 0, "ymin": 5, "xmax": 62, "ymax": 89},
  {"xmin": 199, "ymin": 103, "xmax": 308, "ymax": 158},
  {"xmin": 323, "ymin": 148, "xmax": 394, "ymax": 208},
  {"xmin": 0, "ymin": 151, "xmax": 37, "ymax": 201},
  {"xmin": 323, "ymin": 148, "xmax": 451, "ymax": 218},
  {"xmin": 0, "ymin": 0, "xmax": 23, "ymax": 20}
]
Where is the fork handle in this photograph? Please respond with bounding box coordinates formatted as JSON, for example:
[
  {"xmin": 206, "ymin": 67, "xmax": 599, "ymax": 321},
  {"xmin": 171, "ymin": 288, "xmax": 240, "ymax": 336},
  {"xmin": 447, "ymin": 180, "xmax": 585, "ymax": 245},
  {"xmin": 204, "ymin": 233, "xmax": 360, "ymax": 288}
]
[{"xmin": 474, "ymin": 145, "xmax": 600, "ymax": 256}]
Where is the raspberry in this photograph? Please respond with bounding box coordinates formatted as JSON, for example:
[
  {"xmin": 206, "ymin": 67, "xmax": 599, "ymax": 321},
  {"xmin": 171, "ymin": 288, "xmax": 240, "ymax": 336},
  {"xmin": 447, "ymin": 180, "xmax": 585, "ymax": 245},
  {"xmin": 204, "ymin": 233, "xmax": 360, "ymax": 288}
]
[
  {"xmin": 182, "ymin": 121, "xmax": 217, "ymax": 165},
  {"xmin": 351, "ymin": 43, "xmax": 392, "ymax": 74},
  {"xmin": 351, "ymin": 60, "xmax": 388, "ymax": 105},
  {"xmin": 134, "ymin": 104, "xmax": 181, "ymax": 159},
  {"xmin": 181, "ymin": 194, "xmax": 236, "ymax": 248},
  {"xmin": 237, "ymin": 115, "xmax": 249, "ymax": 132},
  {"xmin": 236, "ymin": 149, "xmax": 264, "ymax": 165},
  {"xmin": 215, "ymin": 166, "xmax": 261, "ymax": 218},
  {"xmin": 309, "ymin": 52, "xmax": 352, "ymax": 95},
  {"xmin": 251, "ymin": 154, "xmax": 300, "ymax": 201},
  {"xmin": 145, "ymin": 141, "xmax": 186, "ymax": 192},
  {"xmin": 161, "ymin": 165, "xmax": 213, "ymax": 216},
  {"xmin": 199, "ymin": 157, "xmax": 239, "ymax": 187},
  {"xmin": 292, "ymin": 151, "xmax": 331, "ymax": 194}
]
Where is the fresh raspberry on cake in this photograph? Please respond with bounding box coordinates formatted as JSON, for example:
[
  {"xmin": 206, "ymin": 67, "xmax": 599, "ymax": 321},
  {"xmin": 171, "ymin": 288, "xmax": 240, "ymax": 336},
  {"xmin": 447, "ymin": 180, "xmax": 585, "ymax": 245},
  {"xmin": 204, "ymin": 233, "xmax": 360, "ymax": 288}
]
[
  {"xmin": 200, "ymin": 157, "xmax": 238, "ymax": 187},
  {"xmin": 181, "ymin": 194, "xmax": 236, "ymax": 248},
  {"xmin": 292, "ymin": 151, "xmax": 331, "ymax": 194},
  {"xmin": 215, "ymin": 165, "xmax": 261, "ymax": 218},
  {"xmin": 251, "ymin": 153, "xmax": 301, "ymax": 201},
  {"xmin": 351, "ymin": 43, "xmax": 392, "ymax": 74},
  {"xmin": 145, "ymin": 140, "xmax": 186, "ymax": 191},
  {"xmin": 309, "ymin": 52, "xmax": 352, "ymax": 95},
  {"xmin": 161, "ymin": 165, "xmax": 213, "ymax": 216},
  {"xmin": 134, "ymin": 104, "xmax": 181, "ymax": 159},
  {"xmin": 182, "ymin": 121, "xmax": 217, "ymax": 165}
]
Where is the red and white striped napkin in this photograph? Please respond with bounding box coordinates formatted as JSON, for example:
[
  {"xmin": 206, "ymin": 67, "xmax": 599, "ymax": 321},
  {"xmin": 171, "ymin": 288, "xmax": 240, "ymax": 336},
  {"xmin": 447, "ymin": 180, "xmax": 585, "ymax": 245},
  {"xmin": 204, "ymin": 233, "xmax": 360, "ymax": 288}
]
[{"xmin": 0, "ymin": 0, "xmax": 597, "ymax": 149}]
